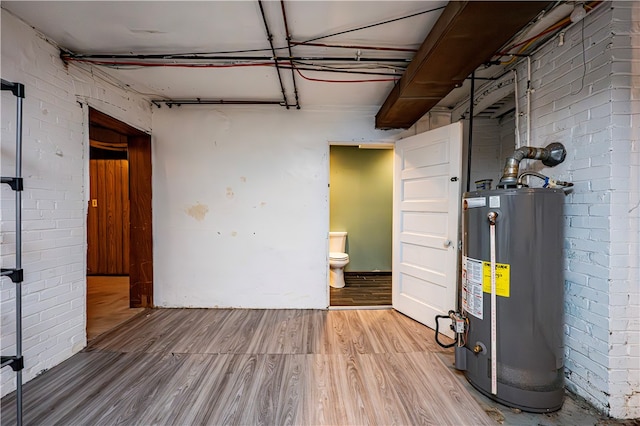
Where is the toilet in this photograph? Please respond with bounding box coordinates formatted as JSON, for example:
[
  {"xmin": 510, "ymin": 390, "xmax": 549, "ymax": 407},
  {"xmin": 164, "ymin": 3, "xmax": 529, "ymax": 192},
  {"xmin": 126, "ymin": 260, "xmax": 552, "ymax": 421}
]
[{"xmin": 329, "ymin": 231, "xmax": 349, "ymax": 288}]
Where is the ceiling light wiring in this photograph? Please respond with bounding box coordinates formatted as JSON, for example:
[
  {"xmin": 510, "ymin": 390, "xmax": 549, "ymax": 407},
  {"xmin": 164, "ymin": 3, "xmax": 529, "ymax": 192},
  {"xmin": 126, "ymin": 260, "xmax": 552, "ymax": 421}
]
[
  {"xmin": 64, "ymin": 57, "xmax": 281, "ymax": 68},
  {"xmin": 299, "ymin": 5, "xmax": 446, "ymax": 44},
  {"xmin": 294, "ymin": 67, "xmax": 397, "ymax": 83},
  {"xmin": 66, "ymin": 56, "xmax": 403, "ymax": 78},
  {"xmin": 286, "ymin": 64, "xmax": 401, "ymax": 77},
  {"xmin": 291, "ymin": 41, "xmax": 417, "ymax": 53},
  {"xmin": 59, "ymin": 6, "xmax": 440, "ymax": 62},
  {"xmin": 496, "ymin": 0, "xmax": 601, "ymax": 64}
]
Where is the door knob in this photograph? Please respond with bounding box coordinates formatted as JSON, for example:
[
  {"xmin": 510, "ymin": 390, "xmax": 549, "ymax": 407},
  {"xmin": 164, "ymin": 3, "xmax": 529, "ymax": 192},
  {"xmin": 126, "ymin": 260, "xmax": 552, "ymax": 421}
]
[{"xmin": 444, "ymin": 239, "xmax": 452, "ymax": 247}]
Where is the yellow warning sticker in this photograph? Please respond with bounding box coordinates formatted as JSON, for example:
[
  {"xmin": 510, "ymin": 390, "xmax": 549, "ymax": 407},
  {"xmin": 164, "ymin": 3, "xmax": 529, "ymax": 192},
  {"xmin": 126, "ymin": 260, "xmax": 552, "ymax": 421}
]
[{"xmin": 481, "ymin": 262, "xmax": 510, "ymax": 297}]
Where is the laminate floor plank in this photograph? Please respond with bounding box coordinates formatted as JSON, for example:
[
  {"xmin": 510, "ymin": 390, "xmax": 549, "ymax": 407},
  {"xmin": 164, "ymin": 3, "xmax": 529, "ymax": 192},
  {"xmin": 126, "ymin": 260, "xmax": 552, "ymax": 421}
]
[
  {"xmin": 62, "ymin": 352, "xmax": 178, "ymax": 426},
  {"xmin": 405, "ymin": 351, "xmax": 494, "ymax": 426},
  {"xmin": 168, "ymin": 309, "xmax": 231, "ymax": 354},
  {"xmin": 275, "ymin": 353, "xmax": 305, "ymax": 425},
  {"xmin": 238, "ymin": 354, "xmax": 288, "ymax": 426},
  {"xmin": 299, "ymin": 354, "xmax": 347, "ymax": 425},
  {"xmin": 2, "ymin": 308, "xmax": 497, "ymax": 426},
  {"xmin": 358, "ymin": 353, "xmax": 414, "ymax": 426},
  {"xmin": 356, "ymin": 309, "xmax": 427, "ymax": 353},
  {"xmin": 331, "ymin": 354, "xmax": 380, "ymax": 425},
  {"xmin": 164, "ymin": 353, "xmax": 233, "ymax": 426},
  {"xmin": 88, "ymin": 308, "xmax": 173, "ymax": 353},
  {"xmin": 203, "ymin": 353, "xmax": 262, "ymax": 425},
  {"xmin": 86, "ymin": 276, "xmax": 145, "ymax": 340},
  {"xmin": 134, "ymin": 353, "xmax": 219, "ymax": 425},
  {"xmin": 246, "ymin": 309, "xmax": 307, "ymax": 355},
  {"xmin": 330, "ymin": 273, "xmax": 392, "ymax": 306}
]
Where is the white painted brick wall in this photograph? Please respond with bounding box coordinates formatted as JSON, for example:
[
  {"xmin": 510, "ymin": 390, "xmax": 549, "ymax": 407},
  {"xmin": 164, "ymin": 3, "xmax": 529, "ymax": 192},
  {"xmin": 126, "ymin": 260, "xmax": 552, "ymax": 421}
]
[
  {"xmin": 466, "ymin": 116, "xmax": 516, "ymax": 188},
  {"xmin": 1, "ymin": 10, "xmax": 152, "ymax": 397},
  {"xmin": 514, "ymin": 1, "xmax": 639, "ymax": 418}
]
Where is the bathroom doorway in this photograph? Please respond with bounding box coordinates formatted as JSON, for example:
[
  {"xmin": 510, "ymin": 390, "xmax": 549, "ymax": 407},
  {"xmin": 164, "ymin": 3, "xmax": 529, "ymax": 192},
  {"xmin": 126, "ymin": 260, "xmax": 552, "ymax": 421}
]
[{"xmin": 329, "ymin": 144, "xmax": 393, "ymax": 307}]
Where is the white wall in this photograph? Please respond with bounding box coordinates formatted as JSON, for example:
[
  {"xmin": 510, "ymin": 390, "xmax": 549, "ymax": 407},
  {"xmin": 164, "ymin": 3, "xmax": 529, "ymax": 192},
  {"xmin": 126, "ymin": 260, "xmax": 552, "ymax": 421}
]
[
  {"xmin": 152, "ymin": 106, "xmax": 398, "ymax": 309},
  {"xmin": 467, "ymin": 117, "xmax": 508, "ymax": 188},
  {"xmin": 514, "ymin": 1, "xmax": 639, "ymax": 418},
  {"xmin": 1, "ymin": 10, "xmax": 151, "ymax": 397}
]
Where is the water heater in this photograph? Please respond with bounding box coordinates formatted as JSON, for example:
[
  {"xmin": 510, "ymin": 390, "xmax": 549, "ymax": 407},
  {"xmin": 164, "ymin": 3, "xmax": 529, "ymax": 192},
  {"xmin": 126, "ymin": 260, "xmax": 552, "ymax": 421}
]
[{"xmin": 457, "ymin": 188, "xmax": 565, "ymax": 412}]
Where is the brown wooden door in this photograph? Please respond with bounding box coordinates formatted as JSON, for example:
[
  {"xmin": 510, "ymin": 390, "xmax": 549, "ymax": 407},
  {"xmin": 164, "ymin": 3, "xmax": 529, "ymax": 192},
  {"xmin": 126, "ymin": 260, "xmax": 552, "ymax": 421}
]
[
  {"xmin": 128, "ymin": 135, "xmax": 153, "ymax": 307},
  {"xmin": 87, "ymin": 159, "xmax": 130, "ymax": 275}
]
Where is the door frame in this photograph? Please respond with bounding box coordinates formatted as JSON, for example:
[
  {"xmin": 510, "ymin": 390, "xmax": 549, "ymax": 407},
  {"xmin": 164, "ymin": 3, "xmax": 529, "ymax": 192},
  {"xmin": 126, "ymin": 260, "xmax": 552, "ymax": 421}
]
[
  {"xmin": 88, "ymin": 108, "xmax": 153, "ymax": 308},
  {"xmin": 326, "ymin": 140, "xmax": 395, "ymax": 307}
]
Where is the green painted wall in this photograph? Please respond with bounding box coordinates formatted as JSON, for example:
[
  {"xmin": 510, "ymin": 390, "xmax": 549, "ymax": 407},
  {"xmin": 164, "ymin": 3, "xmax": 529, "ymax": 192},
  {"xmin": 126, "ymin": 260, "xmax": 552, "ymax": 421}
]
[{"xmin": 330, "ymin": 146, "xmax": 393, "ymax": 272}]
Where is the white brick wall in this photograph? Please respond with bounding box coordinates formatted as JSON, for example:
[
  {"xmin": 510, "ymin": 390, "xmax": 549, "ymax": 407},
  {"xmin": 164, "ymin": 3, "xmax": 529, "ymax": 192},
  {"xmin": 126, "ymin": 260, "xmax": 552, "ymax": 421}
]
[
  {"xmin": 465, "ymin": 114, "xmax": 516, "ymax": 189},
  {"xmin": 514, "ymin": 1, "xmax": 639, "ymax": 418},
  {"xmin": 1, "ymin": 10, "xmax": 152, "ymax": 397}
]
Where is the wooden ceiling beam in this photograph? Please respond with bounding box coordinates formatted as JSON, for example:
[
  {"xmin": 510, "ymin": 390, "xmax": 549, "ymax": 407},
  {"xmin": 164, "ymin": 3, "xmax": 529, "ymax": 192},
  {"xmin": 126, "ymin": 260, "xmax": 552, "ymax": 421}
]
[{"xmin": 375, "ymin": 1, "xmax": 550, "ymax": 129}]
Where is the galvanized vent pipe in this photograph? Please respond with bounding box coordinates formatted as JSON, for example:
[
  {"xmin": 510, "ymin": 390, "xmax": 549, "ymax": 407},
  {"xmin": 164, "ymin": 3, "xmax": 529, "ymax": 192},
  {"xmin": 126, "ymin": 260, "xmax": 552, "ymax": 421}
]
[{"xmin": 498, "ymin": 142, "xmax": 566, "ymax": 187}]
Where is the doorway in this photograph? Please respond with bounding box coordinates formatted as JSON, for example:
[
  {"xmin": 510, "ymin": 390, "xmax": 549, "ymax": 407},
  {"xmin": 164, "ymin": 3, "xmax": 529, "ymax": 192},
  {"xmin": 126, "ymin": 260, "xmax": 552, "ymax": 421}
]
[
  {"xmin": 329, "ymin": 144, "xmax": 393, "ymax": 307},
  {"xmin": 86, "ymin": 108, "xmax": 153, "ymax": 339}
]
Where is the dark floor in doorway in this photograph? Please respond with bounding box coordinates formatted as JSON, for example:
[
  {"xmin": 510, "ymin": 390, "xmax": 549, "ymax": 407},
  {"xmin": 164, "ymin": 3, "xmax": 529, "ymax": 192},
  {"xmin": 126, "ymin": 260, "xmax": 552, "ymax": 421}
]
[{"xmin": 330, "ymin": 272, "xmax": 391, "ymax": 306}]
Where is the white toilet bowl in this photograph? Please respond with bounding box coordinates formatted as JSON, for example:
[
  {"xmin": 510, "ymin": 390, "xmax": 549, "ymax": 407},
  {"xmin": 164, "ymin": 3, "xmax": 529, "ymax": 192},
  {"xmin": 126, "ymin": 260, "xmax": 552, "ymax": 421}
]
[{"xmin": 329, "ymin": 252, "xmax": 349, "ymax": 288}]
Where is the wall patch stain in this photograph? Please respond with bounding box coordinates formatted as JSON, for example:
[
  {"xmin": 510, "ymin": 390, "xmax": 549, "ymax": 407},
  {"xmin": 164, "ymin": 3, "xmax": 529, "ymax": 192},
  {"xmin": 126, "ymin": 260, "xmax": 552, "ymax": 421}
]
[
  {"xmin": 226, "ymin": 187, "xmax": 234, "ymax": 199},
  {"xmin": 260, "ymin": 202, "xmax": 267, "ymax": 207},
  {"xmin": 240, "ymin": 176, "xmax": 247, "ymax": 183},
  {"xmin": 231, "ymin": 231, "xmax": 237, "ymax": 237},
  {"xmin": 186, "ymin": 203, "xmax": 209, "ymax": 221}
]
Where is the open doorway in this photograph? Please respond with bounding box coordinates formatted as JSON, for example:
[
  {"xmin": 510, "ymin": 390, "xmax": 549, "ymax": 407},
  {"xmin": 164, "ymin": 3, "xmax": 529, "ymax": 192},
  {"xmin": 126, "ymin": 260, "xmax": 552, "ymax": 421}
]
[
  {"xmin": 86, "ymin": 108, "xmax": 153, "ymax": 340},
  {"xmin": 329, "ymin": 144, "xmax": 393, "ymax": 307}
]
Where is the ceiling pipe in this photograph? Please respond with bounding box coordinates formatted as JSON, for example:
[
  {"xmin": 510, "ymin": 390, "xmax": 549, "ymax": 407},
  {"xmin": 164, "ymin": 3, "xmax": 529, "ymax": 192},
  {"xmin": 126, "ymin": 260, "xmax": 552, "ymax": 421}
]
[
  {"xmin": 257, "ymin": 0, "xmax": 289, "ymax": 109},
  {"xmin": 280, "ymin": 0, "xmax": 300, "ymax": 109},
  {"xmin": 150, "ymin": 99, "xmax": 285, "ymax": 108},
  {"xmin": 61, "ymin": 53, "xmax": 408, "ymax": 63}
]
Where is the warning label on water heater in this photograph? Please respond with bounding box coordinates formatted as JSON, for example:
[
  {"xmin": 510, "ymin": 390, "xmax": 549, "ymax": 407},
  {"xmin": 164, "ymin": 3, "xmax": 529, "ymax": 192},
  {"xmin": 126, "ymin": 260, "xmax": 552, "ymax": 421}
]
[
  {"xmin": 462, "ymin": 256, "xmax": 511, "ymax": 319},
  {"xmin": 462, "ymin": 257, "xmax": 484, "ymax": 319}
]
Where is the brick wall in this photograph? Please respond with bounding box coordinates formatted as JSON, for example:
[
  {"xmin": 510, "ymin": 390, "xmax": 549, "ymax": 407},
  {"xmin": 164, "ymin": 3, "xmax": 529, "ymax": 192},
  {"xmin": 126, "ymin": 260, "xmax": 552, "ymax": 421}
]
[
  {"xmin": 606, "ymin": 2, "xmax": 639, "ymax": 417},
  {"xmin": 515, "ymin": 1, "xmax": 639, "ymax": 417},
  {"xmin": 1, "ymin": 10, "xmax": 151, "ymax": 397},
  {"xmin": 467, "ymin": 116, "xmax": 516, "ymax": 189}
]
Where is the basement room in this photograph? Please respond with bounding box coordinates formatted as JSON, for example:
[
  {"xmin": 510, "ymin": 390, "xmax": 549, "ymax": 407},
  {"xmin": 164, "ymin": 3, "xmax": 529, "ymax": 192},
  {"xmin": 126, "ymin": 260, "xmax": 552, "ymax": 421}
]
[{"xmin": 1, "ymin": 1, "xmax": 638, "ymax": 424}]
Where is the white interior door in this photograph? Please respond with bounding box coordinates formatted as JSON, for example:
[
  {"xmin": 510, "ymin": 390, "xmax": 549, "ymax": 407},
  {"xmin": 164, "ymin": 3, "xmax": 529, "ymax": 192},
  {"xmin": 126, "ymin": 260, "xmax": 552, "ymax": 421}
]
[{"xmin": 393, "ymin": 122, "xmax": 462, "ymax": 337}]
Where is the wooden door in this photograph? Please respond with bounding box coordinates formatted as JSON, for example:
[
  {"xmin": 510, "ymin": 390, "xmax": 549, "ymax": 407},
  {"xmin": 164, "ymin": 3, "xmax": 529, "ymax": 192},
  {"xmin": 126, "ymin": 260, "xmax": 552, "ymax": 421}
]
[
  {"xmin": 87, "ymin": 159, "xmax": 130, "ymax": 275},
  {"xmin": 128, "ymin": 135, "xmax": 153, "ymax": 307},
  {"xmin": 392, "ymin": 122, "xmax": 463, "ymax": 337}
]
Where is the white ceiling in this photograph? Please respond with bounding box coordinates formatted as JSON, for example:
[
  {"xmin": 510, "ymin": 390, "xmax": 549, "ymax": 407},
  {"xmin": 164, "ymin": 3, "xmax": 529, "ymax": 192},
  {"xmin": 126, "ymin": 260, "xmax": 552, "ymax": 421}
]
[{"xmin": 3, "ymin": 1, "xmax": 456, "ymax": 109}]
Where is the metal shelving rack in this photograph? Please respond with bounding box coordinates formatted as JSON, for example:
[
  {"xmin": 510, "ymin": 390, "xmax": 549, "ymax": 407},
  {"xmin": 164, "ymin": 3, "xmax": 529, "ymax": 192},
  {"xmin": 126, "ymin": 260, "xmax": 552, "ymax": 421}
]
[{"xmin": 1, "ymin": 78, "xmax": 26, "ymax": 426}]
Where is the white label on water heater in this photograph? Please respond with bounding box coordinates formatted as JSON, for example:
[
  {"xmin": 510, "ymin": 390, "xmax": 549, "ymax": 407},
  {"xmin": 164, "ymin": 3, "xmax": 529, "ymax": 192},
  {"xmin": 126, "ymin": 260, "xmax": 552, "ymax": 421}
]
[
  {"xmin": 462, "ymin": 256, "xmax": 484, "ymax": 319},
  {"xmin": 464, "ymin": 197, "xmax": 486, "ymax": 209},
  {"xmin": 489, "ymin": 195, "xmax": 500, "ymax": 208}
]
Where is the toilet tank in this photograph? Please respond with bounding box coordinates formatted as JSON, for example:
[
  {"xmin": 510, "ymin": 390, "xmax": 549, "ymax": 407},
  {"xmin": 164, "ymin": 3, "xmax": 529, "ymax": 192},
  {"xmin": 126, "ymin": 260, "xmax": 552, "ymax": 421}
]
[{"xmin": 329, "ymin": 231, "xmax": 347, "ymax": 253}]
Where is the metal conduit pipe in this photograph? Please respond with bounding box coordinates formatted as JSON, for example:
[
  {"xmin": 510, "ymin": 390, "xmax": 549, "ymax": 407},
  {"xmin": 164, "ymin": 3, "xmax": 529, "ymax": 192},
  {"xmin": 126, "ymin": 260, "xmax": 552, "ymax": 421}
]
[
  {"xmin": 280, "ymin": 0, "xmax": 301, "ymax": 109},
  {"xmin": 258, "ymin": 0, "xmax": 290, "ymax": 109},
  {"xmin": 61, "ymin": 53, "xmax": 409, "ymax": 63},
  {"xmin": 498, "ymin": 142, "xmax": 566, "ymax": 187},
  {"xmin": 466, "ymin": 71, "xmax": 475, "ymax": 192}
]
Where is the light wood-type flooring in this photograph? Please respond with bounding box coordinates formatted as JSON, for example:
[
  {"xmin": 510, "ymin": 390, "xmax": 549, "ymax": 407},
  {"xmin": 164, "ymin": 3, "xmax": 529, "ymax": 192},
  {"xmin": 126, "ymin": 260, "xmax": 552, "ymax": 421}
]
[
  {"xmin": 1, "ymin": 308, "xmax": 494, "ymax": 425},
  {"xmin": 87, "ymin": 275, "xmax": 145, "ymax": 340}
]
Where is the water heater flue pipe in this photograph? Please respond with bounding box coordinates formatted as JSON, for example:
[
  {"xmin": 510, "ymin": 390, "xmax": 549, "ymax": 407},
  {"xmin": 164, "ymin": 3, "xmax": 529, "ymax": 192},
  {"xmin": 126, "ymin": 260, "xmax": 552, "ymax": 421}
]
[{"xmin": 498, "ymin": 142, "xmax": 566, "ymax": 187}]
